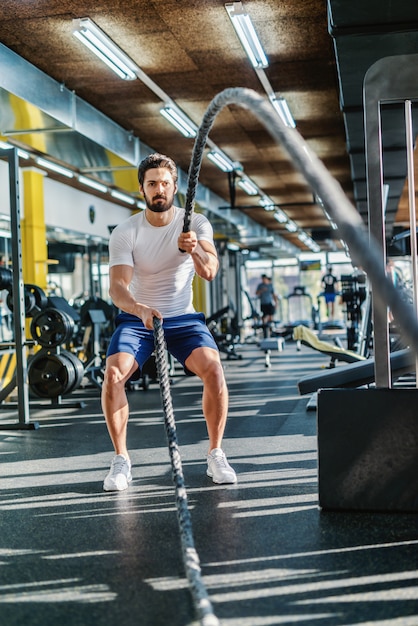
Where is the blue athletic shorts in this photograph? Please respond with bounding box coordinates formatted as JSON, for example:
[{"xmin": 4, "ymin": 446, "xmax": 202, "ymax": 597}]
[{"xmin": 106, "ymin": 312, "xmax": 218, "ymax": 375}]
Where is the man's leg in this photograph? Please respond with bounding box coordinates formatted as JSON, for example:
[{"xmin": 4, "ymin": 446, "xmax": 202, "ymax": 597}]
[
  {"xmin": 185, "ymin": 346, "xmax": 236, "ymax": 484},
  {"xmin": 185, "ymin": 346, "xmax": 228, "ymax": 451},
  {"xmin": 330, "ymin": 296, "xmax": 335, "ymax": 320},
  {"xmin": 101, "ymin": 352, "xmax": 138, "ymax": 491},
  {"xmin": 101, "ymin": 352, "xmax": 138, "ymax": 457}
]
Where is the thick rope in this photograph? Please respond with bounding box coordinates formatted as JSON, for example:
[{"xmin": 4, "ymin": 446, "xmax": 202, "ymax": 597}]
[
  {"xmin": 154, "ymin": 86, "xmax": 418, "ymax": 625},
  {"xmin": 183, "ymin": 87, "xmax": 418, "ymax": 355},
  {"xmin": 153, "ymin": 317, "xmax": 219, "ymax": 626}
]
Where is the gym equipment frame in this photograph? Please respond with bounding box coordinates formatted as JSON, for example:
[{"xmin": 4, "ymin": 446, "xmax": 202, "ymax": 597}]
[
  {"xmin": 317, "ymin": 53, "xmax": 418, "ymax": 511},
  {"xmin": 0, "ymin": 147, "xmax": 38, "ymax": 430}
]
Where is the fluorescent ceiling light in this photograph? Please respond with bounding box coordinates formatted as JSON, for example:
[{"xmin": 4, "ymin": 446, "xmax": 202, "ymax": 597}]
[
  {"xmin": 383, "ymin": 183, "xmax": 389, "ymax": 215},
  {"xmin": 298, "ymin": 232, "xmax": 310, "ymax": 244},
  {"xmin": 323, "ymin": 207, "xmax": 338, "ymax": 230},
  {"xmin": 78, "ymin": 175, "xmax": 107, "ymax": 193},
  {"xmin": 110, "ymin": 189, "xmax": 136, "ymax": 205},
  {"xmin": 0, "ymin": 140, "xmax": 12, "ymax": 150},
  {"xmin": 270, "ymin": 96, "xmax": 296, "ymax": 128},
  {"xmin": 160, "ymin": 106, "xmax": 197, "ymax": 138},
  {"xmin": 207, "ymin": 150, "xmax": 236, "ymax": 173},
  {"xmin": 259, "ymin": 195, "xmax": 275, "ymax": 210},
  {"xmin": 137, "ymin": 200, "xmax": 146, "ymax": 210},
  {"xmin": 273, "ymin": 210, "xmax": 288, "ymax": 224},
  {"xmin": 225, "ymin": 2, "xmax": 268, "ymax": 69},
  {"xmin": 237, "ymin": 176, "xmax": 259, "ymax": 196},
  {"xmin": 298, "ymin": 231, "xmax": 321, "ymax": 253},
  {"xmin": 285, "ymin": 220, "xmax": 298, "ymax": 233},
  {"xmin": 36, "ymin": 157, "xmax": 74, "ymax": 178},
  {"xmin": 17, "ymin": 149, "xmax": 30, "ymax": 159},
  {"xmin": 72, "ymin": 17, "xmax": 138, "ymax": 81}
]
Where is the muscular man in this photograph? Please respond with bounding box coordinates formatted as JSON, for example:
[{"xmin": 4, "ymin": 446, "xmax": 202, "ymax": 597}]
[{"xmin": 101, "ymin": 153, "xmax": 237, "ymax": 491}]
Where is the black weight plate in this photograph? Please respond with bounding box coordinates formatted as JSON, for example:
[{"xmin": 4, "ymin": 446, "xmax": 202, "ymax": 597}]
[
  {"xmin": 24, "ymin": 284, "xmax": 48, "ymax": 316},
  {"xmin": 7, "ymin": 289, "xmax": 36, "ymax": 317},
  {"xmin": 0, "ymin": 267, "xmax": 12, "ymax": 290},
  {"xmin": 60, "ymin": 349, "xmax": 85, "ymax": 393},
  {"xmin": 30, "ymin": 308, "xmax": 74, "ymax": 347},
  {"xmin": 28, "ymin": 351, "xmax": 76, "ymax": 398}
]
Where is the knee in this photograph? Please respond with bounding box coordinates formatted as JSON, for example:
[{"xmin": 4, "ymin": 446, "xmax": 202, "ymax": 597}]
[
  {"xmin": 103, "ymin": 364, "xmax": 127, "ymax": 395},
  {"xmin": 202, "ymin": 360, "xmax": 226, "ymax": 390}
]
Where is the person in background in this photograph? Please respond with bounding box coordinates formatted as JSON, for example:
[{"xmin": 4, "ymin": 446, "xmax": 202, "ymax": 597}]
[
  {"xmin": 256, "ymin": 274, "xmax": 279, "ymax": 327},
  {"xmin": 101, "ymin": 153, "xmax": 237, "ymax": 492},
  {"xmin": 321, "ymin": 265, "xmax": 339, "ymax": 320}
]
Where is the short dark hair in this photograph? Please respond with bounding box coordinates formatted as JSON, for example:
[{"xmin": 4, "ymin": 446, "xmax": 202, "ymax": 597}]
[{"xmin": 137, "ymin": 153, "xmax": 178, "ymax": 186}]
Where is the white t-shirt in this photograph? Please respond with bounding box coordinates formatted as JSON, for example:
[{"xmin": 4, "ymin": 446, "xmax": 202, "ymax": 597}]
[{"xmin": 109, "ymin": 207, "xmax": 214, "ymax": 318}]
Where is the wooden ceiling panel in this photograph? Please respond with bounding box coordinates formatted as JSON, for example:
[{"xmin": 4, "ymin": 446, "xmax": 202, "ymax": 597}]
[{"xmin": 0, "ymin": 0, "xmax": 358, "ymax": 252}]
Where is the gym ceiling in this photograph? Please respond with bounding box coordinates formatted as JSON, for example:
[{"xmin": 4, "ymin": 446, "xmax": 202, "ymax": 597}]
[{"xmin": 0, "ymin": 0, "xmax": 417, "ymax": 257}]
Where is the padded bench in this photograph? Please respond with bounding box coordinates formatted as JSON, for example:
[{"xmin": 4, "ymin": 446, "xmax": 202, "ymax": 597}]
[{"xmin": 298, "ymin": 347, "xmax": 414, "ymax": 395}]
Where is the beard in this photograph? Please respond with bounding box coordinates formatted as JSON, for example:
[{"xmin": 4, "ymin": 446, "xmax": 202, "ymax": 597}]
[{"xmin": 144, "ymin": 190, "xmax": 174, "ymax": 213}]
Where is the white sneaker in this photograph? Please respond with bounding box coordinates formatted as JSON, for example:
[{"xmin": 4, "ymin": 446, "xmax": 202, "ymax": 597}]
[
  {"xmin": 207, "ymin": 448, "xmax": 237, "ymax": 484},
  {"xmin": 103, "ymin": 454, "xmax": 132, "ymax": 491}
]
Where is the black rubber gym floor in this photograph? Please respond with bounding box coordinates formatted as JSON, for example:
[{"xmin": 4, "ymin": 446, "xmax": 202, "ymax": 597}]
[{"xmin": 1, "ymin": 341, "xmax": 418, "ymax": 625}]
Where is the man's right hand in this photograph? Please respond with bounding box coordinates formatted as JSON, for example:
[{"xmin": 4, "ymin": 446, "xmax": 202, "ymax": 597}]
[{"xmin": 139, "ymin": 304, "xmax": 163, "ymax": 330}]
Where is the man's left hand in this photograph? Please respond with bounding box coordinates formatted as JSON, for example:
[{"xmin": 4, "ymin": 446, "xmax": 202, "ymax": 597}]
[{"xmin": 178, "ymin": 230, "xmax": 198, "ymax": 254}]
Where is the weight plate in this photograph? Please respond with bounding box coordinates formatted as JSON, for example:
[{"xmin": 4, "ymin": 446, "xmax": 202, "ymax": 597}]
[
  {"xmin": 60, "ymin": 349, "xmax": 85, "ymax": 393},
  {"xmin": 28, "ymin": 351, "xmax": 76, "ymax": 398},
  {"xmin": 7, "ymin": 290, "xmax": 36, "ymax": 318},
  {"xmin": 24, "ymin": 284, "xmax": 48, "ymax": 316},
  {"xmin": 0, "ymin": 267, "xmax": 12, "ymax": 291},
  {"xmin": 30, "ymin": 308, "xmax": 75, "ymax": 347}
]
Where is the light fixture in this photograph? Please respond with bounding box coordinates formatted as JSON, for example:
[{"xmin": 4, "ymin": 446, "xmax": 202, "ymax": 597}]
[
  {"xmin": 207, "ymin": 150, "xmax": 236, "ymax": 172},
  {"xmin": 383, "ymin": 183, "xmax": 389, "ymax": 215},
  {"xmin": 137, "ymin": 200, "xmax": 146, "ymax": 210},
  {"xmin": 78, "ymin": 175, "xmax": 107, "ymax": 193},
  {"xmin": 259, "ymin": 195, "xmax": 275, "ymax": 210},
  {"xmin": 270, "ymin": 96, "xmax": 296, "ymax": 128},
  {"xmin": 298, "ymin": 232, "xmax": 310, "ymax": 244},
  {"xmin": 285, "ymin": 220, "xmax": 298, "ymax": 233},
  {"xmin": 72, "ymin": 18, "xmax": 138, "ymax": 81},
  {"xmin": 36, "ymin": 157, "xmax": 74, "ymax": 178},
  {"xmin": 298, "ymin": 230, "xmax": 321, "ymax": 251},
  {"xmin": 225, "ymin": 2, "xmax": 268, "ymax": 69},
  {"xmin": 273, "ymin": 210, "xmax": 288, "ymax": 224},
  {"xmin": 110, "ymin": 189, "xmax": 136, "ymax": 205},
  {"xmin": 323, "ymin": 207, "xmax": 338, "ymax": 230},
  {"xmin": 237, "ymin": 176, "xmax": 259, "ymax": 196},
  {"xmin": 0, "ymin": 140, "xmax": 12, "ymax": 150},
  {"xmin": 160, "ymin": 106, "xmax": 197, "ymax": 138}
]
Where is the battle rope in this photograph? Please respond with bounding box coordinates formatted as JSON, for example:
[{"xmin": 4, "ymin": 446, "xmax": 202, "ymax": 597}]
[
  {"xmin": 183, "ymin": 87, "xmax": 418, "ymax": 355},
  {"xmin": 153, "ymin": 317, "xmax": 219, "ymax": 626},
  {"xmin": 153, "ymin": 86, "xmax": 418, "ymax": 625}
]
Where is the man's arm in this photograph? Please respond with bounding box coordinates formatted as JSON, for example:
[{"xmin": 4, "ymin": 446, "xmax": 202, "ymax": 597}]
[
  {"xmin": 177, "ymin": 231, "xmax": 219, "ymax": 281},
  {"xmin": 109, "ymin": 264, "xmax": 162, "ymax": 329}
]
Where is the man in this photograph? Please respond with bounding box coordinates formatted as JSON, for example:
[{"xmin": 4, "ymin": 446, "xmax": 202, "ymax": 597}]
[
  {"xmin": 321, "ymin": 265, "xmax": 339, "ymax": 320},
  {"xmin": 101, "ymin": 153, "xmax": 237, "ymax": 491},
  {"xmin": 255, "ymin": 274, "xmax": 278, "ymax": 326}
]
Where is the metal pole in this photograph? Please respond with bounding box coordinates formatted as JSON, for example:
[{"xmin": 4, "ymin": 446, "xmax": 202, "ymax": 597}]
[
  {"xmin": 405, "ymin": 100, "xmax": 418, "ymax": 386},
  {"xmin": 2, "ymin": 148, "xmax": 38, "ymax": 429}
]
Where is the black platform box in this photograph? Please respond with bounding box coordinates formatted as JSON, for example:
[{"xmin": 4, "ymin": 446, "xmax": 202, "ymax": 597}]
[{"xmin": 317, "ymin": 388, "xmax": 418, "ymax": 512}]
